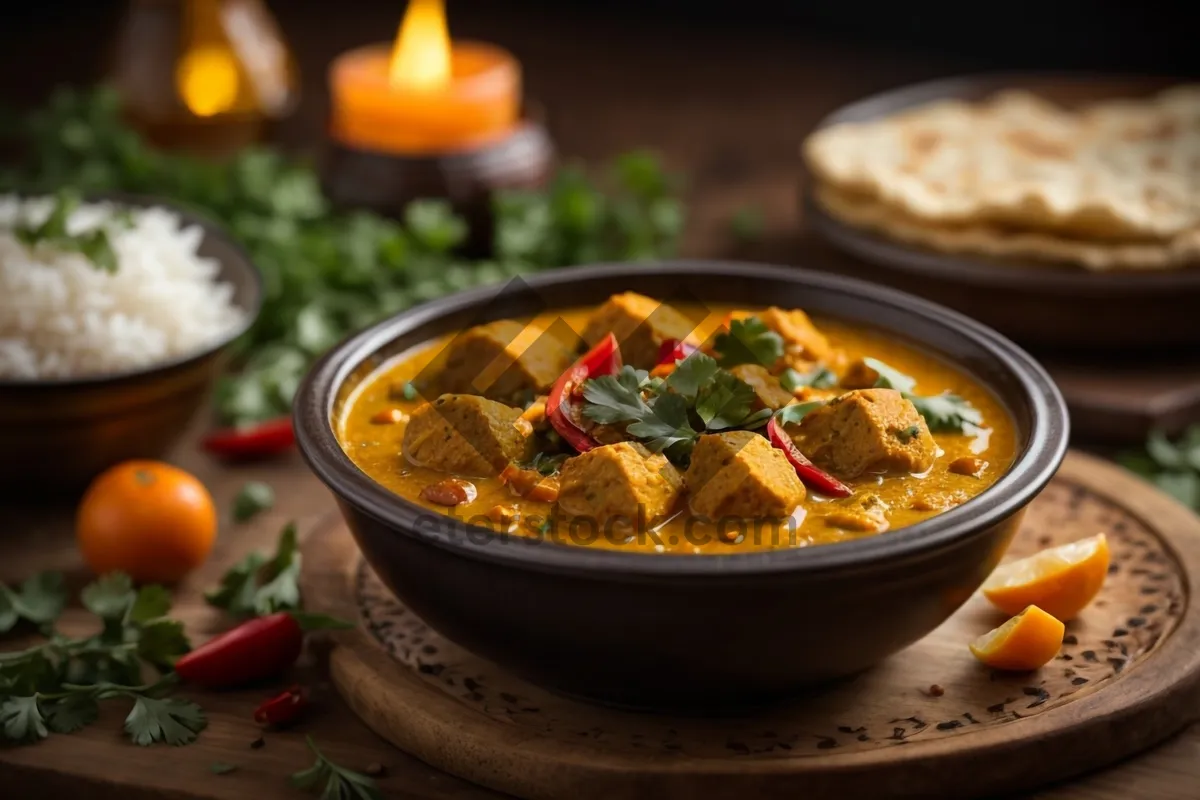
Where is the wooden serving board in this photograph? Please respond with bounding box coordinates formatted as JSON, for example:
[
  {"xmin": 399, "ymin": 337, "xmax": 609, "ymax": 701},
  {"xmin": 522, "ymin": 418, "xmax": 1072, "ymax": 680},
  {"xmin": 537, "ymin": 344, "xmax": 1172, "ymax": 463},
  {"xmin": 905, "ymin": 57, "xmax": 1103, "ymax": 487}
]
[{"xmin": 301, "ymin": 451, "xmax": 1200, "ymax": 800}]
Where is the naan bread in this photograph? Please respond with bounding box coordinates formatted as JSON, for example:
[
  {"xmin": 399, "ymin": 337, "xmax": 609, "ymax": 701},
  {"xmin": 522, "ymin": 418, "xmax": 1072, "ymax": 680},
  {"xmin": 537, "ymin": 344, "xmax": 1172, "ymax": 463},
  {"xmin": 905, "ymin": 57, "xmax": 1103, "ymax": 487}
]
[
  {"xmin": 804, "ymin": 87, "xmax": 1200, "ymax": 242},
  {"xmin": 814, "ymin": 184, "xmax": 1200, "ymax": 272}
]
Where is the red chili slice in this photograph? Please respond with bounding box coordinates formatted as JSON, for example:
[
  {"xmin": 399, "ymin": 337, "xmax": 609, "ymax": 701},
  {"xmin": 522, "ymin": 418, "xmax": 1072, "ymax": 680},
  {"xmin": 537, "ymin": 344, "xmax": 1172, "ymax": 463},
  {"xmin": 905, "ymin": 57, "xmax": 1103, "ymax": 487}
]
[
  {"xmin": 546, "ymin": 333, "xmax": 622, "ymax": 453},
  {"xmin": 201, "ymin": 417, "xmax": 295, "ymax": 460},
  {"xmin": 175, "ymin": 612, "xmax": 303, "ymax": 689},
  {"xmin": 254, "ymin": 685, "xmax": 309, "ymax": 726},
  {"xmin": 655, "ymin": 338, "xmax": 698, "ymax": 366},
  {"xmin": 766, "ymin": 416, "xmax": 853, "ymax": 498}
]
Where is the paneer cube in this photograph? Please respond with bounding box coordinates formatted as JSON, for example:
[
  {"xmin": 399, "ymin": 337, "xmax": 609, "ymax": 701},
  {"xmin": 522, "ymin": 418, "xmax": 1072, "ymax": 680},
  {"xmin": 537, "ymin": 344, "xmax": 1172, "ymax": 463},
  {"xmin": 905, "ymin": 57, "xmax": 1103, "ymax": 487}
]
[
  {"xmin": 581, "ymin": 292, "xmax": 697, "ymax": 369},
  {"xmin": 729, "ymin": 363, "xmax": 795, "ymax": 411},
  {"xmin": 403, "ymin": 394, "xmax": 534, "ymax": 477},
  {"xmin": 757, "ymin": 306, "xmax": 834, "ymax": 370},
  {"xmin": 556, "ymin": 442, "xmax": 683, "ymax": 527},
  {"xmin": 426, "ymin": 320, "xmax": 573, "ymax": 405},
  {"xmin": 796, "ymin": 388, "xmax": 936, "ymax": 479},
  {"xmin": 685, "ymin": 431, "xmax": 805, "ymax": 520}
]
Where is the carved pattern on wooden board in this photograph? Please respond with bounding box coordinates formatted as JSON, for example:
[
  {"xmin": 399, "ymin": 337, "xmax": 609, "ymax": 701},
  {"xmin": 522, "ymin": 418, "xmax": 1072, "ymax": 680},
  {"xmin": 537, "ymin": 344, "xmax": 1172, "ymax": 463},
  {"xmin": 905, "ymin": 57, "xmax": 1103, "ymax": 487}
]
[{"xmin": 350, "ymin": 479, "xmax": 1185, "ymax": 759}]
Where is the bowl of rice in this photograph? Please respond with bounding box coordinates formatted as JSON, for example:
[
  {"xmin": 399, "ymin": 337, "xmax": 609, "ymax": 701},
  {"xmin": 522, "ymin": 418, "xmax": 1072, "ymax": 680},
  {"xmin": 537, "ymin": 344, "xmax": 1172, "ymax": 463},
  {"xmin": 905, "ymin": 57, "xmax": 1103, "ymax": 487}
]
[{"xmin": 0, "ymin": 192, "xmax": 260, "ymax": 494}]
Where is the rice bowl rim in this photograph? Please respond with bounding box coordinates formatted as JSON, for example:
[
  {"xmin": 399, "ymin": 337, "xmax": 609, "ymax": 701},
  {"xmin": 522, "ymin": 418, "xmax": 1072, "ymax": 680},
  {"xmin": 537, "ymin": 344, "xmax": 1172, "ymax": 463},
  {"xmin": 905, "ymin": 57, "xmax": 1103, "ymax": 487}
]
[{"xmin": 0, "ymin": 192, "xmax": 263, "ymax": 388}]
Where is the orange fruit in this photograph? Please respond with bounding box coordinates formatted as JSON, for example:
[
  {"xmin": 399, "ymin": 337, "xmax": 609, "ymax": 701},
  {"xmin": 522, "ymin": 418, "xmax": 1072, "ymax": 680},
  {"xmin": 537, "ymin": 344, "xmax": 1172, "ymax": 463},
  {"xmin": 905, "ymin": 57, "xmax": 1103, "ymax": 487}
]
[
  {"xmin": 970, "ymin": 605, "xmax": 1065, "ymax": 671},
  {"xmin": 76, "ymin": 460, "xmax": 217, "ymax": 584},
  {"xmin": 981, "ymin": 533, "xmax": 1110, "ymax": 621}
]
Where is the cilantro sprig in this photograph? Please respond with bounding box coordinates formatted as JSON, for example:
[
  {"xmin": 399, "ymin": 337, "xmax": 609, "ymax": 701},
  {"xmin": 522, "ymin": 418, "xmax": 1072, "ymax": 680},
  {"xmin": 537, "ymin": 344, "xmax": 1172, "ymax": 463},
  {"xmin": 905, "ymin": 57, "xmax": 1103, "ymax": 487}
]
[
  {"xmin": 1120, "ymin": 425, "xmax": 1200, "ymax": 510},
  {"xmin": 205, "ymin": 522, "xmax": 301, "ymax": 617},
  {"xmin": 1, "ymin": 86, "xmax": 684, "ymax": 427},
  {"xmin": 712, "ymin": 317, "xmax": 784, "ymax": 369},
  {"xmin": 291, "ymin": 736, "xmax": 382, "ymax": 800},
  {"xmin": 581, "ymin": 353, "xmax": 772, "ymax": 464},
  {"xmin": 861, "ymin": 357, "xmax": 982, "ymax": 434},
  {"xmin": 0, "ymin": 571, "xmax": 204, "ymax": 748}
]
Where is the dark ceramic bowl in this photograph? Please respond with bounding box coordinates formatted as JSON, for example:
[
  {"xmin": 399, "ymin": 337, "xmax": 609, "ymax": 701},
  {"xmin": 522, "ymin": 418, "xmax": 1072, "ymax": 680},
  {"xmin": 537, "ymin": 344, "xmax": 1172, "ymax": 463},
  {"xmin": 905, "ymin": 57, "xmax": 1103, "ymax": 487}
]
[
  {"xmin": 295, "ymin": 261, "xmax": 1068, "ymax": 709},
  {"xmin": 0, "ymin": 196, "xmax": 261, "ymax": 497}
]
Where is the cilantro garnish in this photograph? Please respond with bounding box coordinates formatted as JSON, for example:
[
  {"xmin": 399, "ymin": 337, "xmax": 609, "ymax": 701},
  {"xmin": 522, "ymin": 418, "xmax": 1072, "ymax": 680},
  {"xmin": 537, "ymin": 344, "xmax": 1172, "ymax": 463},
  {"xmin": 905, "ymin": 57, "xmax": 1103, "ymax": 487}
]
[
  {"xmin": 5, "ymin": 190, "xmax": 125, "ymax": 273},
  {"xmin": 205, "ymin": 522, "xmax": 301, "ymax": 617},
  {"xmin": 291, "ymin": 735, "xmax": 382, "ymax": 800},
  {"xmin": 780, "ymin": 365, "xmax": 838, "ymax": 392},
  {"xmin": 1119, "ymin": 425, "xmax": 1200, "ymax": 511},
  {"xmin": 712, "ymin": 317, "xmax": 785, "ymax": 369},
  {"xmin": 233, "ymin": 481, "xmax": 275, "ymax": 522},
  {"xmin": 774, "ymin": 400, "xmax": 827, "ymax": 428},
  {"xmin": 581, "ymin": 353, "xmax": 772, "ymax": 464},
  {"xmin": 860, "ymin": 357, "xmax": 982, "ymax": 434},
  {"xmin": 0, "ymin": 571, "xmax": 203, "ymax": 748},
  {"xmin": 520, "ymin": 451, "xmax": 570, "ymax": 476}
]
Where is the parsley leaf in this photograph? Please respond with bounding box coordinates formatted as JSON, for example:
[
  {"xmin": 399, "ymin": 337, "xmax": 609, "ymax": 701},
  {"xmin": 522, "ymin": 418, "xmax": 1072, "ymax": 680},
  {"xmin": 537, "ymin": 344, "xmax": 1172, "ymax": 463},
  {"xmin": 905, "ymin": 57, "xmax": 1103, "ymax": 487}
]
[
  {"xmin": 713, "ymin": 317, "xmax": 784, "ymax": 368},
  {"xmin": 205, "ymin": 522, "xmax": 303, "ymax": 617},
  {"xmin": 625, "ymin": 392, "xmax": 697, "ymax": 457},
  {"xmin": 663, "ymin": 352, "xmax": 720, "ymax": 401},
  {"xmin": 694, "ymin": 371, "xmax": 766, "ymax": 431},
  {"xmin": 233, "ymin": 481, "xmax": 275, "ymax": 522},
  {"xmin": 44, "ymin": 693, "xmax": 100, "ymax": 734},
  {"xmin": 0, "ymin": 696, "xmax": 48, "ymax": 743},
  {"xmin": 859, "ymin": 357, "xmax": 981, "ymax": 434},
  {"xmin": 127, "ymin": 585, "xmax": 173, "ymax": 625},
  {"xmin": 780, "ymin": 365, "xmax": 837, "ymax": 392},
  {"xmin": 136, "ymin": 618, "xmax": 191, "ymax": 670},
  {"xmin": 774, "ymin": 400, "xmax": 827, "ymax": 428},
  {"xmin": 124, "ymin": 695, "xmax": 207, "ymax": 746},
  {"xmin": 580, "ymin": 367, "xmax": 651, "ymax": 424},
  {"xmin": 862, "ymin": 357, "xmax": 917, "ymax": 394},
  {"xmin": 520, "ymin": 452, "xmax": 569, "ymax": 476},
  {"xmin": 80, "ymin": 572, "xmax": 135, "ymax": 622},
  {"xmin": 0, "ymin": 572, "xmax": 67, "ymax": 632},
  {"xmin": 291, "ymin": 736, "xmax": 382, "ymax": 800}
]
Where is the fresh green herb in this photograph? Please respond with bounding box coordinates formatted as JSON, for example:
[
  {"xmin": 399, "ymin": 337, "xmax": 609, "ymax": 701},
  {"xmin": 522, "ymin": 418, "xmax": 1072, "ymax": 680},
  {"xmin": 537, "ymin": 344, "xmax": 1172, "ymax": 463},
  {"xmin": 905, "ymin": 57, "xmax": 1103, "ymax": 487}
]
[
  {"xmin": 124, "ymin": 694, "xmax": 207, "ymax": 746},
  {"xmin": 581, "ymin": 355, "xmax": 772, "ymax": 464},
  {"xmin": 3, "ymin": 190, "xmax": 125, "ymax": 273},
  {"xmin": 728, "ymin": 206, "xmax": 764, "ymax": 242},
  {"xmin": 232, "ymin": 481, "xmax": 275, "ymax": 522},
  {"xmin": 894, "ymin": 424, "xmax": 922, "ymax": 443},
  {"xmin": 291, "ymin": 735, "xmax": 382, "ymax": 800},
  {"xmin": 399, "ymin": 381, "xmax": 419, "ymax": 401},
  {"xmin": 1, "ymin": 87, "xmax": 684, "ymax": 427},
  {"xmin": 773, "ymin": 400, "xmax": 826, "ymax": 428},
  {"xmin": 210, "ymin": 763, "xmax": 239, "ymax": 775},
  {"xmin": 0, "ymin": 571, "xmax": 67, "ymax": 633},
  {"xmin": 712, "ymin": 317, "xmax": 784, "ymax": 369},
  {"xmin": 1119, "ymin": 425, "xmax": 1200, "ymax": 511},
  {"xmin": 859, "ymin": 357, "xmax": 982, "ymax": 434},
  {"xmin": 862, "ymin": 357, "xmax": 917, "ymax": 394},
  {"xmin": 780, "ymin": 365, "xmax": 837, "ymax": 392},
  {"xmin": 205, "ymin": 522, "xmax": 301, "ymax": 617},
  {"xmin": 0, "ymin": 572, "xmax": 202, "ymax": 748}
]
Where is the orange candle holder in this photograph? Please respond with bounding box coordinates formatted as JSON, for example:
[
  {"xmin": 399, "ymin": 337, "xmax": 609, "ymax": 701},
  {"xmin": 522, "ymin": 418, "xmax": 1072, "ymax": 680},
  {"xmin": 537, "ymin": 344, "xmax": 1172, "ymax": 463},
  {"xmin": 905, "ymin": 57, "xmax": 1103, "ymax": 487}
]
[{"xmin": 322, "ymin": 38, "xmax": 554, "ymax": 253}]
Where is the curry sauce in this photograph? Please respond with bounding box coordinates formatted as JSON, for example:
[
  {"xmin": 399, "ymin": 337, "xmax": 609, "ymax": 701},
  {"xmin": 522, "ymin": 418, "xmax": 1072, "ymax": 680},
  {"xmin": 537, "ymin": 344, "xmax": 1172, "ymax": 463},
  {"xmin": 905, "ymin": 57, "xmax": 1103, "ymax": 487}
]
[{"xmin": 337, "ymin": 302, "xmax": 1017, "ymax": 554}]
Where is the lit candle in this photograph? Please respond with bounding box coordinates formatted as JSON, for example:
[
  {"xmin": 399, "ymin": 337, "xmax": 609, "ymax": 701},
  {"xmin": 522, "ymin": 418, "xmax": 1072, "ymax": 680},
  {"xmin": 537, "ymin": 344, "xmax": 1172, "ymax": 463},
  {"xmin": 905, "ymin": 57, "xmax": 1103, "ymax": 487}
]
[{"xmin": 329, "ymin": 0, "xmax": 521, "ymax": 155}]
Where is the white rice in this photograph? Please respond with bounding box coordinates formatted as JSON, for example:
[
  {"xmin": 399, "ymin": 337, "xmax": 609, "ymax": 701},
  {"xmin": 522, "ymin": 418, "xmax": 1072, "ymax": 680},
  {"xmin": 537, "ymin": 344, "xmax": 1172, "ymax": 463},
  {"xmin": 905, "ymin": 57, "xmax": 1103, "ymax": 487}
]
[{"xmin": 0, "ymin": 195, "xmax": 247, "ymax": 380}]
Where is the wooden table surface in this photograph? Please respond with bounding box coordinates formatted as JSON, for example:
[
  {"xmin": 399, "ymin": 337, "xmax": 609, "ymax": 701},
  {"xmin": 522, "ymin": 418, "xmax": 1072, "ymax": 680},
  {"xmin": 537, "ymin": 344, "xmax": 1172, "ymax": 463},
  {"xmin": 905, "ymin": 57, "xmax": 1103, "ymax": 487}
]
[{"xmin": 2, "ymin": 3, "xmax": 1198, "ymax": 797}]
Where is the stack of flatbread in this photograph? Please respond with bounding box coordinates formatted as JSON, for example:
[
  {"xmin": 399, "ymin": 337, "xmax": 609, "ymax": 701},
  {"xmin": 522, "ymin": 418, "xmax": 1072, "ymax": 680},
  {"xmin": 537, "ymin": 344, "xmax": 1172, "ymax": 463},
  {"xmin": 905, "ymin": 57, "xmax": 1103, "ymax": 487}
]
[{"xmin": 803, "ymin": 86, "xmax": 1200, "ymax": 271}]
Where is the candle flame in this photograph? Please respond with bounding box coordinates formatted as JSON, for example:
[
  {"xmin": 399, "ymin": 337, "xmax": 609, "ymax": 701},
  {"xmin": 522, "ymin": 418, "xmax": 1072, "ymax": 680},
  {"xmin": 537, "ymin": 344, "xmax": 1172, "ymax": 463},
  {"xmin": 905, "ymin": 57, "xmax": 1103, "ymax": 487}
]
[
  {"xmin": 389, "ymin": 0, "xmax": 451, "ymax": 90},
  {"xmin": 177, "ymin": 46, "xmax": 241, "ymax": 117}
]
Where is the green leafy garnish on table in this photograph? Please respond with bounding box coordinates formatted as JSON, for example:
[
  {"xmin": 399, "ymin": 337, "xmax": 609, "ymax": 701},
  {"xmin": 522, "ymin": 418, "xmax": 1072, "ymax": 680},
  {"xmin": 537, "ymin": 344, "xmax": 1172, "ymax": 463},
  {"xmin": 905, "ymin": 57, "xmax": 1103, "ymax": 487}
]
[
  {"xmin": 2, "ymin": 189, "xmax": 123, "ymax": 272},
  {"xmin": 292, "ymin": 736, "xmax": 382, "ymax": 800},
  {"xmin": 1, "ymin": 86, "xmax": 684, "ymax": 427},
  {"xmin": 581, "ymin": 353, "xmax": 771, "ymax": 464},
  {"xmin": 712, "ymin": 317, "xmax": 784, "ymax": 369},
  {"xmin": 205, "ymin": 522, "xmax": 301, "ymax": 617},
  {"xmin": 1119, "ymin": 425, "xmax": 1200, "ymax": 511},
  {"xmin": 233, "ymin": 480, "xmax": 275, "ymax": 522},
  {"xmin": 0, "ymin": 570, "xmax": 204, "ymax": 747},
  {"xmin": 862, "ymin": 357, "xmax": 982, "ymax": 434}
]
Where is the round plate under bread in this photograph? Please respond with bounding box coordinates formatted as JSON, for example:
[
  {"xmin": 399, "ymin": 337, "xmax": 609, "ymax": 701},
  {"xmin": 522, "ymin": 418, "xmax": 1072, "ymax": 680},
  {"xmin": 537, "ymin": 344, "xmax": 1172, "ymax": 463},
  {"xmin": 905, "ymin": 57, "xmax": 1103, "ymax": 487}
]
[{"xmin": 802, "ymin": 73, "xmax": 1200, "ymax": 352}]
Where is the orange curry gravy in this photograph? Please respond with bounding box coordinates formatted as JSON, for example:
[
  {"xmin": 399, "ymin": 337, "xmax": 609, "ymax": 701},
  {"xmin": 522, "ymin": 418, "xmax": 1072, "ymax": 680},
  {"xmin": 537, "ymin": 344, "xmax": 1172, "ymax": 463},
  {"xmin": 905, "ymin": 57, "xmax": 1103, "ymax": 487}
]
[{"xmin": 336, "ymin": 305, "xmax": 1017, "ymax": 554}]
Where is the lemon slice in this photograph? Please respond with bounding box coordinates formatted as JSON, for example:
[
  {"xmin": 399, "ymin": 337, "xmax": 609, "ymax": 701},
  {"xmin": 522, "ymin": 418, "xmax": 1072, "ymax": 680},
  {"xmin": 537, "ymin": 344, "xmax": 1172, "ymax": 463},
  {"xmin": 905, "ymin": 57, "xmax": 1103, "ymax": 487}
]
[
  {"xmin": 970, "ymin": 605, "xmax": 1065, "ymax": 671},
  {"xmin": 982, "ymin": 533, "xmax": 1109, "ymax": 621}
]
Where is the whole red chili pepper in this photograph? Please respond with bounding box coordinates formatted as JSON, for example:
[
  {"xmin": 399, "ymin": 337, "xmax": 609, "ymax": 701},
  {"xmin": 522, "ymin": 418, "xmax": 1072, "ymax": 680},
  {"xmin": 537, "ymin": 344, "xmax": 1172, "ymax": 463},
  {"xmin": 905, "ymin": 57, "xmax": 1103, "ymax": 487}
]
[
  {"xmin": 254, "ymin": 684, "xmax": 309, "ymax": 726},
  {"xmin": 201, "ymin": 417, "xmax": 295, "ymax": 460},
  {"xmin": 546, "ymin": 333, "xmax": 622, "ymax": 453},
  {"xmin": 175, "ymin": 612, "xmax": 303, "ymax": 689},
  {"xmin": 766, "ymin": 416, "xmax": 853, "ymax": 498}
]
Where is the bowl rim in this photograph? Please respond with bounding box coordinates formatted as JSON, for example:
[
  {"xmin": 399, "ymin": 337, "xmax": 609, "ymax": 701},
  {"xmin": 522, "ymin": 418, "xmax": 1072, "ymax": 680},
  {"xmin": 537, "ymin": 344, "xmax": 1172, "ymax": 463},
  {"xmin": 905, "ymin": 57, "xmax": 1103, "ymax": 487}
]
[
  {"xmin": 0, "ymin": 192, "xmax": 263, "ymax": 389},
  {"xmin": 294, "ymin": 260, "xmax": 1069, "ymax": 579}
]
